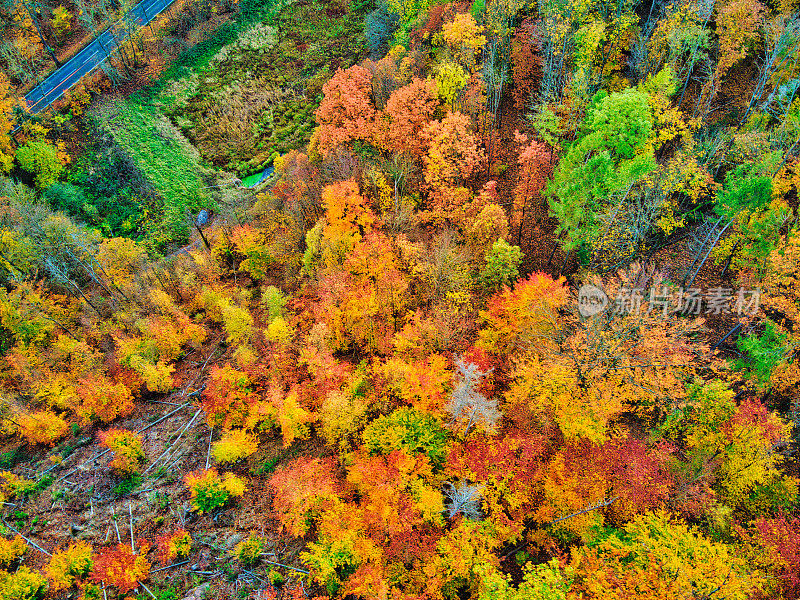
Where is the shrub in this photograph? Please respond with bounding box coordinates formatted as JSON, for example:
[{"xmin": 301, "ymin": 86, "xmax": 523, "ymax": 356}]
[
  {"xmin": 65, "ymin": 141, "xmax": 145, "ymax": 236},
  {"xmin": 734, "ymin": 319, "xmax": 791, "ymax": 386},
  {"xmin": 42, "ymin": 184, "xmax": 87, "ymax": 215},
  {"xmin": 212, "ymin": 429, "xmax": 258, "ymax": 464},
  {"xmin": 115, "ymin": 315, "xmax": 204, "ymax": 393},
  {"xmin": 0, "ymin": 566, "xmax": 47, "ymax": 600},
  {"xmin": 16, "ymin": 140, "xmax": 64, "ymax": 189},
  {"xmin": 233, "ymin": 535, "xmax": 263, "ymax": 566},
  {"xmin": 127, "ymin": 356, "xmax": 175, "ymax": 393},
  {"xmin": 157, "ymin": 530, "xmax": 192, "ymax": 566},
  {"xmin": 17, "ymin": 411, "xmax": 69, "ymax": 446},
  {"xmin": 0, "ymin": 472, "xmax": 35, "ymax": 503},
  {"xmin": 362, "ymin": 407, "xmax": 450, "ymax": 468},
  {"xmin": 202, "ymin": 364, "xmax": 256, "ymax": 430},
  {"xmin": 232, "ymin": 22, "xmax": 278, "ymax": 54},
  {"xmin": 46, "ymin": 541, "xmax": 94, "ymax": 592},
  {"xmin": 78, "ymin": 584, "xmax": 102, "ymax": 600},
  {"xmin": 51, "ymin": 6, "xmax": 72, "ymax": 39},
  {"xmin": 0, "ymin": 536, "xmax": 26, "ymax": 567},
  {"xmin": 100, "ymin": 430, "xmax": 145, "ymax": 476},
  {"xmin": 184, "ymin": 469, "xmax": 246, "ymax": 513}
]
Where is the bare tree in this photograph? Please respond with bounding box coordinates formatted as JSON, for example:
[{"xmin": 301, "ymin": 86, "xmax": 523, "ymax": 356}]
[
  {"xmin": 443, "ymin": 481, "xmax": 484, "ymax": 520},
  {"xmin": 446, "ymin": 355, "xmax": 500, "ymax": 436},
  {"xmin": 741, "ymin": 14, "xmax": 800, "ymax": 128}
]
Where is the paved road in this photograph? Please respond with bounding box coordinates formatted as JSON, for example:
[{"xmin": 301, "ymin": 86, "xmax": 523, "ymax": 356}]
[{"xmin": 24, "ymin": 0, "xmax": 176, "ymax": 114}]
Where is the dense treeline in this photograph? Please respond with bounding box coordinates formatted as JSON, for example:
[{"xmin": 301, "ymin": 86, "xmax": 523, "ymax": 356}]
[{"xmin": 0, "ymin": 0, "xmax": 798, "ymax": 598}]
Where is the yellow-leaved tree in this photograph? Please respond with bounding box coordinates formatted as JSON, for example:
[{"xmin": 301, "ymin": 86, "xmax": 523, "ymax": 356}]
[
  {"xmin": 0, "ymin": 73, "xmax": 15, "ymax": 173},
  {"xmin": 571, "ymin": 511, "xmax": 762, "ymax": 599}
]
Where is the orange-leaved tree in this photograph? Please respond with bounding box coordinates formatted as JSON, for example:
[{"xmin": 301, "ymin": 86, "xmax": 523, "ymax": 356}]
[
  {"xmin": 156, "ymin": 530, "xmax": 192, "ymax": 566},
  {"xmin": 100, "ymin": 429, "xmax": 145, "ymax": 476},
  {"xmin": 75, "ymin": 374, "xmax": 135, "ymax": 425},
  {"xmin": 314, "ymin": 229, "xmax": 409, "ymax": 354},
  {"xmin": 303, "ymin": 180, "xmax": 377, "ymax": 278},
  {"xmin": 422, "ymin": 111, "xmax": 486, "ymax": 215},
  {"xmin": 17, "ymin": 410, "xmax": 69, "ymax": 446},
  {"xmin": 269, "ymin": 456, "xmax": 344, "ymax": 537},
  {"xmin": 477, "ymin": 272, "xmax": 568, "ymax": 358},
  {"xmin": 376, "ymin": 77, "xmax": 439, "ymax": 158},
  {"xmin": 315, "ymin": 65, "xmax": 376, "ymax": 157},
  {"xmin": 201, "ymin": 364, "xmax": 258, "ymax": 430},
  {"xmin": 381, "ymin": 354, "xmax": 452, "ymax": 416}
]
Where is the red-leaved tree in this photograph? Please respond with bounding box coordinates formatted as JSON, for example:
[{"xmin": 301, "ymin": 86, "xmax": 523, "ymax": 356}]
[
  {"xmin": 754, "ymin": 514, "xmax": 800, "ymax": 599},
  {"xmin": 91, "ymin": 542, "xmax": 150, "ymax": 594}
]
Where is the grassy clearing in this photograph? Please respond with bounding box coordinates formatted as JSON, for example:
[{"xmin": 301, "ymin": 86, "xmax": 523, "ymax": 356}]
[
  {"xmin": 91, "ymin": 100, "xmax": 213, "ymax": 248},
  {"xmin": 140, "ymin": 0, "xmax": 372, "ymax": 176},
  {"xmin": 66, "ymin": 0, "xmax": 370, "ymax": 249}
]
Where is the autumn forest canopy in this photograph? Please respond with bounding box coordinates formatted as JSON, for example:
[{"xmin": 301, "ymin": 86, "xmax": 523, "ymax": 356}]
[{"xmin": 0, "ymin": 0, "xmax": 798, "ymax": 598}]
